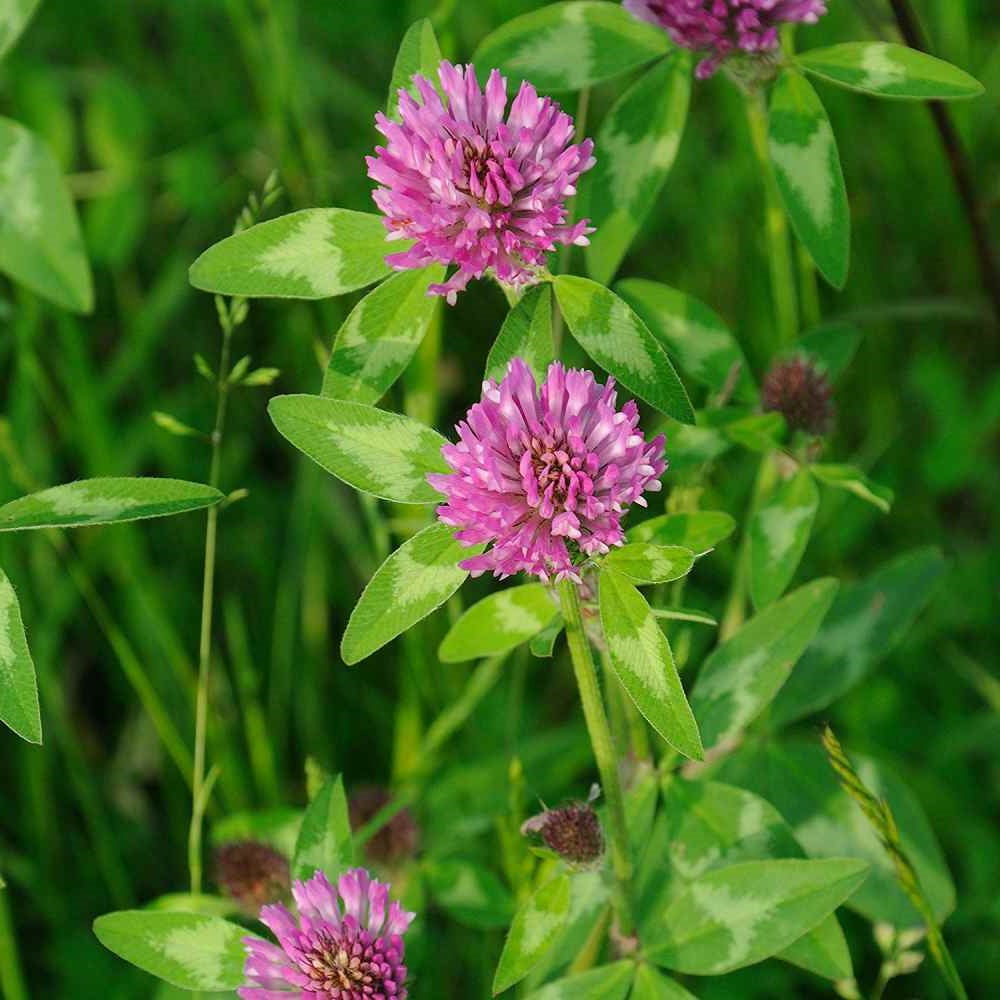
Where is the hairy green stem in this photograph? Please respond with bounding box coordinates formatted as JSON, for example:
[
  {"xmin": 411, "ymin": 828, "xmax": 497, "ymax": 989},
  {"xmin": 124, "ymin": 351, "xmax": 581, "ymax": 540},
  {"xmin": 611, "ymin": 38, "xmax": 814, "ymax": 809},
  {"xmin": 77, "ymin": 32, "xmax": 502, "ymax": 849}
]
[
  {"xmin": 744, "ymin": 92, "xmax": 799, "ymax": 351},
  {"xmin": 558, "ymin": 580, "xmax": 634, "ymax": 935},
  {"xmin": 188, "ymin": 312, "xmax": 236, "ymax": 895}
]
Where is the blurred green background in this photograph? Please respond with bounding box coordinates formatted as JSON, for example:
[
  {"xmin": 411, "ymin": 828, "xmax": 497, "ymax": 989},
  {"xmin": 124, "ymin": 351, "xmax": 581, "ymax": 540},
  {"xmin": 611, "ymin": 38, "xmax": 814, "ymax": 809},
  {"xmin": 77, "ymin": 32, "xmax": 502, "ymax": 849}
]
[{"xmin": 0, "ymin": 1, "xmax": 997, "ymax": 996}]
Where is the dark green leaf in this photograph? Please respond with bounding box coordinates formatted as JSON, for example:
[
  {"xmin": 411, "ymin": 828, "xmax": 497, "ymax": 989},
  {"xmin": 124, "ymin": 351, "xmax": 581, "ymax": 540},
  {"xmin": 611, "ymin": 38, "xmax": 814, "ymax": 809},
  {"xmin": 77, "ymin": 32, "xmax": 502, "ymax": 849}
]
[
  {"xmin": 386, "ymin": 19, "xmax": 443, "ymax": 120},
  {"xmin": 485, "ymin": 284, "xmax": 555, "ymax": 384}
]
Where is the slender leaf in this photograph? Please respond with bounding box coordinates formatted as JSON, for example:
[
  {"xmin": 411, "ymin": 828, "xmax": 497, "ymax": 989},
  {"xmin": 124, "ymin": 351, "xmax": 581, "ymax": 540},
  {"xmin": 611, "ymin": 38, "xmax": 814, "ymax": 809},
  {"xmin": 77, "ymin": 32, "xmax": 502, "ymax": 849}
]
[
  {"xmin": 768, "ymin": 71, "xmax": 849, "ymax": 289},
  {"xmin": 585, "ymin": 53, "xmax": 691, "ymax": 285},
  {"xmin": 604, "ymin": 544, "xmax": 694, "ymax": 585},
  {"xmin": 485, "ymin": 284, "xmax": 554, "ymax": 384},
  {"xmin": 690, "ymin": 578, "xmax": 838, "ymax": 748},
  {"xmin": 0, "ymin": 118, "xmax": 92, "ymax": 312},
  {"xmin": 473, "ymin": 1, "xmax": 670, "ymax": 92},
  {"xmin": 798, "ymin": 42, "xmax": 984, "ymax": 100},
  {"xmin": 439, "ymin": 584, "xmax": 557, "ymax": 663},
  {"xmin": 554, "ymin": 275, "xmax": 694, "ymax": 423},
  {"xmin": 644, "ymin": 858, "xmax": 868, "ymax": 974},
  {"xmin": 627, "ymin": 511, "xmax": 735, "ymax": 554},
  {"xmin": 599, "ymin": 568, "xmax": 702, "ymax": 760},
  {"xmin": 616, "ymin": 279, "xmax": 756, "ymax": 402},
  {"xmin": 651, "ymin": 607, "xmax": 717, "ymax": 627},
  {"xmin": 493, "ymin": 874, "xmax": 572, "ymax": 995},
  {"xmin": 322, "ymin": 266, "xmax": 444, "ymax": 404},
  {"xmin": 341, "ymin": 523, "xmax": 482, "ymax": 665},
  {"xmin": 749, "ymin": 468, "xmax": 820, "ymax": 608},
  {"xmin": 0, "ymin": 478, "xmax": 223, "ymax": 531},
  {"xmin": 268, "ymin": 394, "xmax": 449, "ymax": 504},
  {"xmin": 0, "ymin": 567, "xmax": 40, "ymax": 743},
  {"xmin": 771, "ymin": 548, "xmax": 947, "ymax": 725},
  {"xmin": 93, "ymin": 911, "xmax": 252, "ymax": 990},
  {"xmin": 810, "ymin": 463, "xmax": 894, "ymax": 514},
  {"xmin": 386, "ymin": 18, "xmax": 443, "ymax": 119},
  {"xmin": 292, "ymin": 774, "xmax": 353, "ymax": 882},
  {"xmin": 189, "ymin": 209, "xmax": 394, "ymax": 299}
]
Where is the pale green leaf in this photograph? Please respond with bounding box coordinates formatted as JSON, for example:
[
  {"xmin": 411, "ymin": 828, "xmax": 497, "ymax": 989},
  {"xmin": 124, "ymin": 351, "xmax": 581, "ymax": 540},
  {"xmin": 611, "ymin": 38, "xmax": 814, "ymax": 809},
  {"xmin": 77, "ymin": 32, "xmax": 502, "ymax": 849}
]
[
  {"xmin": 268, "ymin": 394, "xmax": 448, "ymax": 504},
  {"xmin": 93, "ymin": 911, "xmax": 252, "ymax": 990},
  {"xmin": 341, "ymin": 522, "xmax": 482, "ymax": 665},
  {"xmin": 616, "ymin": 279, "xmax": 756, "ymax": 402},
  {"xmin": 798, "ymin": 42, "xmax": 984, "ymax": 100},
  {"xmin": 0, "ymin": 567, "xmax": 40, "ymax": 743},
  {"xmin": 627, "ymin": 511, "xmax": 735, "ymax": 554},
  {"xmin": 322, "ymin": 266, "xmax": 443, "ymax": 404},
  {"xmin": 651, "ymin": 607, "xmax": 717, "ymax": 627},
  {"xmin": 604, "ymin": 544, "xmax": 694, "ymax": 585},
  {"xmin": 715, "ymin": 739, "xmax": 955, "ymax": 927},
  {"xmin": 386, "ymin": 18, "xmax": 443, "ymax": 120},
  {"xmin": 189, "ymin": 209, "xmax": 394, "ymax": 299},
  {"xmin": 630, "ymin": 964, "xmax": 699, "ymax": 1000},
  {"xmin": 493, "ymin": 873, "xmax": 572, "ymax": 995},
  {"xmin": 636, "ymin": 780, "xmax": 853, "ymax": 982},
  {"xmin": 473, "ymin": 1, "xmax": 670, "ymax": 92},
  {"xmin": 485, "ymin": 284, "xmax": 554, "ymax": 384},
  {"xmin": 690, "ymin": 578, "xmax": 838, "ymax": 748},
  {"xmin": 439, "ymin": 584, "xmax": 557, "ymax": 663},
  {"xmin": 771, "ymin": 548, "xmax": 947, "ymax": 725},
  {"xmin": 554, "ymin": 275, "xmax": 694, "ymax": 423},
  {"xmin": 810, "ymin": 463, "xmax": 894, "ymax": 514},
  {"xmin": 599, "ymin": 568, "xmax": 702, "ymax": 760},
  {"xmin": 292, "ymin": 774, "xmax": 353, "ymax": 882},
  {"xmin": 424, "ymin": 859, "xmax": 513, "ymax": 929},
  {"xmin": 0, "ymin": 0, "xmax": 41, "ymax": 60},
  {"xmin": 0, "ymin": 118, "xmax": 93, "ymax": 312},
  {"xmin": 524, "ymin": 961, "xmax": 633, "ymax": 1000},
  {"xmin": 749, "ymin": 468, "xmax": 820, "ymax": 608},
  {"xmin": 768, "ymin": 71, "xmax": 850, "ymax": 289},
  {"xmin": 645, "ymin": 858, "xmax": 868, "ymax": 974},
  {"xmin": 585, "ymin": 53, "xmax": 691, "ymax": 285},
  {"xmin": 0, "ymin": 478, "xmax": 223, "ymax": 532}
]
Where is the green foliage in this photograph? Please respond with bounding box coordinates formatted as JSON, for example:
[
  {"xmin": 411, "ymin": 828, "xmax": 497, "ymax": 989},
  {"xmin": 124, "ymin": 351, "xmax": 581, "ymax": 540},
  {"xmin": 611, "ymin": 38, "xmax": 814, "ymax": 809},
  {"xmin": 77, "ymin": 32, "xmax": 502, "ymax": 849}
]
[
  {"xmin": 385, "ymin": 18, "xmax": 442, "ymax": 120},
  {"xmin": 768, "ymin": 71, "xmax": 850, "ymax": 289},
  {"xmin": 93, "ymin": 911, "xmax": 251, "ymax": 990},
  {"xmin": 798, "ymin": 43, "xmax": 985, "ymax": 100},
  {"xmin": 439, "ymin": 584, "xmax": 557, "ymax": 663},
  {"xmin": 0, "ymin": 478, "xmax": 224, "ymax": 531},
  {"xmin": 292, "ymin": 773, "xmax": 353, "ymax": 881},
  {"xmin": 485, "ymin": 284, "xmax": 555, "ymax": 384},
  {"xmin": 599, "ymin": 567, "xmax": 703, "ymax": 759},
  {"xmin": 0, "ymin": 567, "xmax": 40, "ymax": 743},
  {"xmin": 553, "ymin": 276, "xmax": 695, "ymax": 423},
  {"xmin": 0, "ymin": 117, "xmax": 93, "ymax": 312},
  {"xmin": 189, "ymin": 209, "xmax": 394, "ymax": 299},
  {"xmin": 627, "ymin": 511, "xmax": 736, "ymax": 553},
  {"xmin": 473, "ymin": 1, "xmax": 670, "ymax": 92},
  {"xmin": 268, "ymin": 394, "xmax": 449, "ymax": 503},
  {"xmin": 603, "ymin": 543, "xmax": 694, "ymax": 585}
]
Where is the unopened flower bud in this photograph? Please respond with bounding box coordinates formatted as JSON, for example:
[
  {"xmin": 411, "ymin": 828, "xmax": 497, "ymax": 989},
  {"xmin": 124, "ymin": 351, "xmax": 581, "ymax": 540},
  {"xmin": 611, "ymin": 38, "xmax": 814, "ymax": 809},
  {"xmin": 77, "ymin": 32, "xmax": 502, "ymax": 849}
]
[
  {"xmin": 762, "ymin": 356, "xmax": 835, "ymax": 436},
  {"xmin": 214, "ymin": 840, "xmax": 290, "ymax": 915}
]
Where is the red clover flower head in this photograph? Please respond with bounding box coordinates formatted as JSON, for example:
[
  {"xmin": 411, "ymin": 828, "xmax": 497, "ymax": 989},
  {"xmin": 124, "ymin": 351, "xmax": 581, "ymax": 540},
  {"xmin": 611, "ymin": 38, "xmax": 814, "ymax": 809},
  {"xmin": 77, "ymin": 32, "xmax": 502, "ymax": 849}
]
[
  {"xmin": 624, "ymin": 0, "xmax": 828, "ymax": 79},
  {"xmin": 762, "ymin": 355, "xmax": 835, "ymax": 436},
  {"xmin": 367, "ymin": 61, "xmax": 596, "ymax": 304},
  {"xmin": 215, "ymin": 841, "xmax": 291, "ymax": 916},
  {"xmin": 239, "ymin": 868, "xmax": 413, "ymax": 999},
  {"xmin": 429, "ymin": 358, "xmax": 666, "ymax": 583}
]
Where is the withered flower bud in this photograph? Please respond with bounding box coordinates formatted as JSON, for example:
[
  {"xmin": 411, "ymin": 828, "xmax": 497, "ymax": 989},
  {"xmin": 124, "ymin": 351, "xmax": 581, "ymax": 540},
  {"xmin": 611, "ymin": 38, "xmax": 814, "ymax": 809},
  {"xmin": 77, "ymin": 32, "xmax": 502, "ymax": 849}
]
[
  {"xmin": 762, "ymin": 356, "xmax": 835, "ymax": 436},
  {"xmin": 214, "ymin": 840, "xmax": 290, "ymax": 915}
]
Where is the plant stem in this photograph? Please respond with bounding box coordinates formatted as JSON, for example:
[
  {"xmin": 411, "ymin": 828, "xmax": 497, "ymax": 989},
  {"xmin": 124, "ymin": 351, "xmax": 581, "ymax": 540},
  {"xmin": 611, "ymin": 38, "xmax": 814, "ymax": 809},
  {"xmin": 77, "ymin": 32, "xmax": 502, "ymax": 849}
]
[
  {"xmin": 188, "ymin": 311, "xmax": 236, "ymax": 895},
  {"xmin": 744, "ymin": 91, "xmax": 799, "ymax": 352},
  {"xmin": 557, "ymin": 579, "xmax": 634, "ymax": 935}
]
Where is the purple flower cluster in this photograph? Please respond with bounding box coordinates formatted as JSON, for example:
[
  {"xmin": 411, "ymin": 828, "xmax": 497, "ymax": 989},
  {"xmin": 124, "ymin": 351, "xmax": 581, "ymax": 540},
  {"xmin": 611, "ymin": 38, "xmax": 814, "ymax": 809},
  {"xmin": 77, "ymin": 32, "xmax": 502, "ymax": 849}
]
[
  {"xmin": 624, "ymin": 0, "xmax": 828, "ymax": 78},
  {"xmin": 240, "ymin": 868, "xmax": 413, "ymax": 999},
  {"xmin": 429, "ymin": 358, "xmax": 666, "ymax": 582},
  {"xmin": 367, "ymin": 62, "xmax": 595, "ymax": 304}
]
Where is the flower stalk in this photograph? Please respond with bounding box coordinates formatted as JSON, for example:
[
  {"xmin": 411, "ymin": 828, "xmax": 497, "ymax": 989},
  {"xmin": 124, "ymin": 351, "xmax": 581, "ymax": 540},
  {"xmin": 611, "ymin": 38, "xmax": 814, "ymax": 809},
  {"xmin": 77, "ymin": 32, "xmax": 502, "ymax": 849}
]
[{"xmin": 558, "ymin": 578, "xmax": 634, "ymax": 936}]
